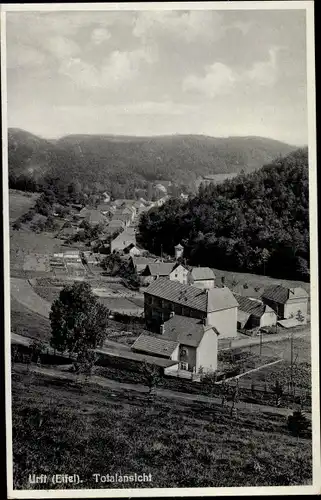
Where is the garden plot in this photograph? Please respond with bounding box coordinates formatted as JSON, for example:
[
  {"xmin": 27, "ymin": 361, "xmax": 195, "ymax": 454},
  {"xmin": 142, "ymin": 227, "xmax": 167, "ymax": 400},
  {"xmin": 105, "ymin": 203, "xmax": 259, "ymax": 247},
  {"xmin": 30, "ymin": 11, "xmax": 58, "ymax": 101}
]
[
  {"xmin": 23, "ymin": 253, "xmax": 51, "ymax": 273},
  {"xmin": 9, "ymin": 189, "xmax": 40, "ymax": 222},
  {"xmin": 98, "ymin": 297, "xmax": 144, "ymax": 316}
]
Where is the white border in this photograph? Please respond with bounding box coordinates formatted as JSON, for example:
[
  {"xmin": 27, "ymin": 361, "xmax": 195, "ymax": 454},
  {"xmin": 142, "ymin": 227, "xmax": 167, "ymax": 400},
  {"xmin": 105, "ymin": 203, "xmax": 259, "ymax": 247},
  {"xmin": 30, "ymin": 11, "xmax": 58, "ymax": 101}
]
[{"xmin": 1, "ymin": 2, "xmax": 319, "ymax": 498}]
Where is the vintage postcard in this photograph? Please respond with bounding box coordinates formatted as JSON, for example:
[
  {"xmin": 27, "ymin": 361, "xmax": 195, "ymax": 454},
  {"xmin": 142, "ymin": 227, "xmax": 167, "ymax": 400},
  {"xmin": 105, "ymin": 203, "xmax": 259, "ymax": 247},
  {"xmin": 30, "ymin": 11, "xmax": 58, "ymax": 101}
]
[{"xmin": 1, "ymin": 1, "xmax": 319, "ymax": 498}]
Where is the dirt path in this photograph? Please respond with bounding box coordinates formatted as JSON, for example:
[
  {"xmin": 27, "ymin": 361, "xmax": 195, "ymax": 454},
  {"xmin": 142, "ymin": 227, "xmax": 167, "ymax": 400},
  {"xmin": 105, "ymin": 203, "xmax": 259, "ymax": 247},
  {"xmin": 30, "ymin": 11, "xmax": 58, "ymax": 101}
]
[
  {"xmin": 19, "ymin": 363, "xmax": 304, "ymax": 418},
  {"xmin": 10, "ymin": 278, "xmax": 51, "ymax": 318}
]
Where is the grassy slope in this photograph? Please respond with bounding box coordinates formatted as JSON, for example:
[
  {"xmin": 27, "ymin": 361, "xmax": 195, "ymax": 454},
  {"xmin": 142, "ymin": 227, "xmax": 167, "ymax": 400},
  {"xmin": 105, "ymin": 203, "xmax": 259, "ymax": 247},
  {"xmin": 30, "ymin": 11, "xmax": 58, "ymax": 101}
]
[
  {"xmin": 12, "ymin": 368, "xmax": 312, "ymax": 490},
  {"xmin": 9, "ymin": 190, "xmax": 40, "ymax": 222}
]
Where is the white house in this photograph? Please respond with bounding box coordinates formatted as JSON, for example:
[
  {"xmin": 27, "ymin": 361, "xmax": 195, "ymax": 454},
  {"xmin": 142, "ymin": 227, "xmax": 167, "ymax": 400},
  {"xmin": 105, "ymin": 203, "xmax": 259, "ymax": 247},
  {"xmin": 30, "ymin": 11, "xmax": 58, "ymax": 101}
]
[
  {"xmin": 169, "ymin": 264, "xmax": 189, "ymax": 285},
  {"xmin": 261, "ymin": 285, "xmax": 309, "ymax": 324}
]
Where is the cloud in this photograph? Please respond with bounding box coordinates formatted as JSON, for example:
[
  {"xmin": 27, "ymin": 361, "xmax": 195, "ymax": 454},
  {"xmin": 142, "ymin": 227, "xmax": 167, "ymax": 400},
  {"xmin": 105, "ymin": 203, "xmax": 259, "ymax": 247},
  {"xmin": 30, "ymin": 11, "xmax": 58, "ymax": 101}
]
[
  {"xmin": 59, "ymin": 47, "xmax": 155, "ymax": 90},
  {"xmin": 183, "ymin": 62, "xmax": 236, "ymax": 98},
  {"xmin": 246, "ymin": 47, "xmax": 279, "ymax": 86},
  {"xmin": 45, "ymin": 36, "xmax": 80, "ymax": 60},
  {"xmin": 7, "ymin": 44, "xmax": 45, "ymax": 69},
  {"xmin": 183, "ymin": 48, "xmax": 280, "ymax": 97},
  {"xmin": 91, "ymin": 28, "xmax": 111, "ymax": 45},
  {"xmin": 133, "ymin": 10, "xmax": 224, "ymax": 43}
]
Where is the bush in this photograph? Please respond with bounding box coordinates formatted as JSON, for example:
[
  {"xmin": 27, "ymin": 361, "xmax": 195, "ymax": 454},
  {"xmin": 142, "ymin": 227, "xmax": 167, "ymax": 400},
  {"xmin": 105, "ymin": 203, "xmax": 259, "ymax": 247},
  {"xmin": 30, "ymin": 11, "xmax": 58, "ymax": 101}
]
[{"xmin": 287, "ymin": 410, "xmax": 311, "ymax": 438}]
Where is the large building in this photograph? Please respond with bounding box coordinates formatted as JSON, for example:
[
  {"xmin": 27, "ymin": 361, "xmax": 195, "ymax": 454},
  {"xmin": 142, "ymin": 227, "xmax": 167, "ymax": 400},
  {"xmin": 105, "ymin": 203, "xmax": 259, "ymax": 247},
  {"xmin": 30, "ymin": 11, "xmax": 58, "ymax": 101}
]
[
  {"xmin": 110, "ymin": 227, "xmax": 136, "ymax": 253},
  {"xmin": 261, "ymin": 285, "xmax": 309, "ymax": 324},
  {"xmin": 144, "ymin": 278, "xmax": 238, "ymax": 339}
]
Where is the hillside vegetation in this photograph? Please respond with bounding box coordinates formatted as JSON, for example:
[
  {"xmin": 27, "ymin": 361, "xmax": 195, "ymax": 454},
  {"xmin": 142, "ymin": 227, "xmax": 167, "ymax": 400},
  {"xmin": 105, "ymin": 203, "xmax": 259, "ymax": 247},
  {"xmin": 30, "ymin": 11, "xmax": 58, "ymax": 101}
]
[
  {"xmin": 138, "ymin": 149, "xmax": 309, "ymax": 281},
  {"xmin": 8, "ymin": 128, "xmax": 295, "ymax": 198}
]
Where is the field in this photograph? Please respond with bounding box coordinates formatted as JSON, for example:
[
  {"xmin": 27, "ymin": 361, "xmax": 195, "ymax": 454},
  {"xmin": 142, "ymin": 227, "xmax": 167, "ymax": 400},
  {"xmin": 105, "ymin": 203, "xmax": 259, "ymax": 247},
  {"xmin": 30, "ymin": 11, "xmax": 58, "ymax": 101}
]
[
  {"xmin": 12, "ymin": 367, "xmax": 312, "ymax": 490},
  {"xmin": 213, "ymin": 268, "xmax": 310, "ymax": 297},
  {"xmin": 9, "ymin": 189, "xmax": 40, "ymax": 222}
]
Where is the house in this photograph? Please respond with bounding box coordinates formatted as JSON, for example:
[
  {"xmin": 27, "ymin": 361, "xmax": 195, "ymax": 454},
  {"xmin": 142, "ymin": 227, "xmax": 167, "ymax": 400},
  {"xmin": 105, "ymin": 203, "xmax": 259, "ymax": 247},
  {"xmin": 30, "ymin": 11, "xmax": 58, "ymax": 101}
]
[
  {"xmin": 111, "ymin": 212, "xmax": 132, "ymax": 227},
  {"xmin": 130, "ymin": 256, "xmax": 160, "ymax": 275},
  {"xmin": 233, "ymin": 293, "xmax": 277, "ymax": 330},
  {"xmin": 107, "ymin": 220, "xmax": 125, "ymax": 231},
  {"xmin": 110, "ymin": 227, "xmax": 136, "ymax": 253},
  {"xmin": 162, "ymin": 315, "xmax": 219, "ymax": 373},
  {"xmin": 144, "ymin": 279, "xmax": 238, "ymax": 339},
  {"xmin": 261, "ymin": 285, "xmax": 309, "ymax": 324},
  {"xmin": 97, "ymin": 203, "xmax": 112, "ymax": 215},
  {"xmin": 154, "ymin": 195, "xmax": 170, "ymax": 207},
  {"xmin": 123, "ymin": 243, "xmax": 143, "ymax": 257},
  {"xmin": 142, "ymin": 262, "xmax": 175, "ymax": 282},
  {"xmin": 132, "ymin": 334, "xmax": 179, "ymax": 361},
  {"xmin": 132, "ymin": 315, "xmax": 218, "ymax": 374},
  {"xmin": 169, "ymin": 264, "xmax": 190, "ymax": 285},
  {"xmin": 188, "ymin": 267, "xmax": 216, "ymax": 290},
  {"xmin": 86, "ymin": 210, "xmax": 108, "ymax": 226}
]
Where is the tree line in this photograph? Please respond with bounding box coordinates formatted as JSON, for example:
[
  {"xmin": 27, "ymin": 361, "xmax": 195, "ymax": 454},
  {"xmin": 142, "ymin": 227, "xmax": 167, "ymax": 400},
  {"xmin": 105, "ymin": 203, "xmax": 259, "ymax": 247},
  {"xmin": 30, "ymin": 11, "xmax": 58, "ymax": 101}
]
[{"xmin": 138, "ymin": 148, "xmax": 309, "ymax": 281}]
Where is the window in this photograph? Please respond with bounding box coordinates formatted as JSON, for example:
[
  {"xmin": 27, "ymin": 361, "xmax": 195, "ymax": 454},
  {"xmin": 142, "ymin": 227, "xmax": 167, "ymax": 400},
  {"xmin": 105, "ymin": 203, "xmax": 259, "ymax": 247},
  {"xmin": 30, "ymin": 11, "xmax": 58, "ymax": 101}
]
[{"xmin": 180, "ymin": 361, "xmax": 188, "ymax": 371}]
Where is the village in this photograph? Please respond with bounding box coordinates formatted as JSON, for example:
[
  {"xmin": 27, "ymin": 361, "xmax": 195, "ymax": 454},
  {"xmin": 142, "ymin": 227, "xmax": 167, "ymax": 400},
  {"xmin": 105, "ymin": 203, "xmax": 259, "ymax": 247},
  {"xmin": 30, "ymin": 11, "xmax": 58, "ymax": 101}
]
[{"xmin": 10, "ymin": 187, "xmax": 310, "ymax": 391}]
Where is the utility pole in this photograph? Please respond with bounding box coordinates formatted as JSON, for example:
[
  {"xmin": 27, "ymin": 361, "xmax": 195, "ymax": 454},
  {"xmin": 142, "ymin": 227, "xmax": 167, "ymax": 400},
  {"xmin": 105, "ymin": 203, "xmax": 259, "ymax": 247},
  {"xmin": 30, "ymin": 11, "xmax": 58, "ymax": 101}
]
[
  {"xmin": 259, "ymin": 329, "xmax": 263, "ymax": 357},
  {"xmin": 160, "ymin": 244, "xmax": 163, "ymax": 262},
  {"xmin": 290, "ymin": 330, "xmax": 294, "ymax": 395}
]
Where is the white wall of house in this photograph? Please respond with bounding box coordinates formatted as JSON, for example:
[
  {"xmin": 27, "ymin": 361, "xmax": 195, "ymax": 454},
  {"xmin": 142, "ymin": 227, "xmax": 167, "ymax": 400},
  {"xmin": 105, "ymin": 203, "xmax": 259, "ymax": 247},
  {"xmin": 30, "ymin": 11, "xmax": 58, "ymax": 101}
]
[
  {"xmin": 190, "ymin": 278, "xmax": 215, "ymax": 290},
  {"xmin": 179, "ymin": 344, "xmax": 197, "ymax": 371},
  {"xmin": 169, "ymin": 265, "xmax": 189, "ymax": 285},
  {"xmin": 207, "ymin": 307, "xmax": 238, "ymax": 338},
  {"xmin": 260, "ymin": 310, "xmax": 277, "ymax": 327},
  {"xmin": 196, "ymin": 328, "xmax": 218, "ymax": 373},
  {"xmin": 284, "ymin": 298, "xmax": 308, "ymax": 323}
]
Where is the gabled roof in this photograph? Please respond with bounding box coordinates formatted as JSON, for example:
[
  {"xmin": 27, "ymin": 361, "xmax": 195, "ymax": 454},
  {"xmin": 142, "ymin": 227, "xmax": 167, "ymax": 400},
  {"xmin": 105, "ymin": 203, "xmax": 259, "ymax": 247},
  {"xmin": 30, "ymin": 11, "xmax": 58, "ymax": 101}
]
[
  {"xmin": 174, "ymin": 243, "xmax": 184, "ymax": 249},
  {"xmin": 163, "ymin": 315, "xmax": 219, "ymax": 347},
  {"xmin": 87, "ymin": 210, "xmax": 107, "ymax": 225},
  {"xmin": 190, "ymin": 267, "xmax": 216, "ymax": 281},
  {"xmin": 145, "ymin": 279, "xmax": 238, "ymax": 313},
  {"xmin": 132, "ymin": 256, "xmax": 159, "ymax": 272},
  {"xmin": 261, "ymin": 285, "xmax": 309, "ymax": 304},
  {"xmin": 111, "ymin": 228, "xmax": 136, "ymax": 246},
  {"xmin": 234, "ymin": 293, "xmax": 275, "ymax": 318},
  {"xmin": 145, "ymin": 263, "xmax": 175, "ymax": 277},
  {"xmin": 132, "ymin": 334, "xmax": 179, "ymax": 357}
]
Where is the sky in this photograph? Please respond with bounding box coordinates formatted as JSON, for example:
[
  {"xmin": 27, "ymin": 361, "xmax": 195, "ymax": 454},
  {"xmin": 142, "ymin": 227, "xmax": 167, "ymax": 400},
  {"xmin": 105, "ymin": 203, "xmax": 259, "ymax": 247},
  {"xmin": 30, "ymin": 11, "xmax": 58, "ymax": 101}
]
[{"xmin": 6, "ymin": 7, "xmax": 308, "ymax": 145}]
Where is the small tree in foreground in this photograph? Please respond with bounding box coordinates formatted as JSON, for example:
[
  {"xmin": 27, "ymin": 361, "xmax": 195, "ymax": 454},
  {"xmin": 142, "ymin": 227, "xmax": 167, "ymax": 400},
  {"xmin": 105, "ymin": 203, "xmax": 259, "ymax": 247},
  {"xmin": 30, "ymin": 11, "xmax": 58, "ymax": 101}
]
[
  {"xmin": 49, "ymin": 282, "xmax": 109, "ymax": 370},
  {"xmin": 287, "ymin": 410, "xmax": 310, "ymax": 439},
  {"xmin": 140, "ymin": 361, "xmax": 161, "ymax": 394}
]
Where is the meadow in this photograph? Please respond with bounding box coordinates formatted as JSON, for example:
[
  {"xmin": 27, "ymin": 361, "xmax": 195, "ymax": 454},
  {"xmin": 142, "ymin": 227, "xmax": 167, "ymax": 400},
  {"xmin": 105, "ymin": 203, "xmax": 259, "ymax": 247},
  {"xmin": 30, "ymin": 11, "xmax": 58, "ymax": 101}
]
[{"xmin": 11, "ymin": 368, "xmax": 312, "ymax": 490}]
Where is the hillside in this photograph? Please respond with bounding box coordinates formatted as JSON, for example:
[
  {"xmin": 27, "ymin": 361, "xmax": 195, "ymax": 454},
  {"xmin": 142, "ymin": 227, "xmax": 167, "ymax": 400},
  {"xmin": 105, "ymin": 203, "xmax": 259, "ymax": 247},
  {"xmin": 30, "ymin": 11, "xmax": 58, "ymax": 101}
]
[
  {"xmin": 138, "ymin": 148, "xmax": 309, "ymax": 281},
  {"xmin": 8, "ymin": 128, "xmax": 296, "ymax": 196}
]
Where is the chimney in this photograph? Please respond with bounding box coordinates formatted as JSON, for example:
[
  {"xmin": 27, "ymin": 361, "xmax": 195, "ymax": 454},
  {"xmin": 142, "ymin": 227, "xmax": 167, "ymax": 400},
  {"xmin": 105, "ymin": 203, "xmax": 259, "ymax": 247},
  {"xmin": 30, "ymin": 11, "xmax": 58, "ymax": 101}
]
[{"xmin": 160, "ymin": 324, "xmax": 165, "ymax": 335}]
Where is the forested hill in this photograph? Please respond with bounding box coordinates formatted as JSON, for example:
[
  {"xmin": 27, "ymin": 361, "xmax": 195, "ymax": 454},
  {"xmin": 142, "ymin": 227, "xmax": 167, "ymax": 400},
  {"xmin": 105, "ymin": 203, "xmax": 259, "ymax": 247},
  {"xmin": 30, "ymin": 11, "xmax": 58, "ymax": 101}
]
[
  {"xmin": 138, "ymin": 148, "xmax": 310, "ymax": 281},
  {"xmin": 8, "ymin": 128, "xmax": 295, "ymax": 197}
]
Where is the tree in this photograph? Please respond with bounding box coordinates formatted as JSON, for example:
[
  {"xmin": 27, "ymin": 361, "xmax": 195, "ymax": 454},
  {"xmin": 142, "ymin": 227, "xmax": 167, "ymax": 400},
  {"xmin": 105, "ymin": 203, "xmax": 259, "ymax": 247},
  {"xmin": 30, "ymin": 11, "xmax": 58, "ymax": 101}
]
[
  {"xmin": 49, "ymin": 282, "xmax": 109, "ymax": 367},
  {"xmin": 287, "ymin": 410, "xmax": 310, "ymax": 438},
  {"xmin": 140, "ymin": 361, "xmax": 161, "ymax": 394}
]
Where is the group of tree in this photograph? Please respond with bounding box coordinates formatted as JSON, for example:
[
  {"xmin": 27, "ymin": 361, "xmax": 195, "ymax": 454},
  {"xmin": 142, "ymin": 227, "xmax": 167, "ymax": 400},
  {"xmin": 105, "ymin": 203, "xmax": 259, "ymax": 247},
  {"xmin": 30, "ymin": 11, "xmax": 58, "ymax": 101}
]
[
  {"xmin": 101, "ymin": 252, "xmax": 141, "ymax": 289},
  {"xmin": 138, "ymin": 149, "xmax": 309, "ymax": 281}
]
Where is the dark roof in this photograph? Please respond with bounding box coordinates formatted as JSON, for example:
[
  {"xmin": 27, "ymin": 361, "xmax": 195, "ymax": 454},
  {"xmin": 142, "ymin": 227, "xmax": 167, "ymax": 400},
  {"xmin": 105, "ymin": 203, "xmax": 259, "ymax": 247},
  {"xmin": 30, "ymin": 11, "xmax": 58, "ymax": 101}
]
[
  {"xmin": 261, "ymin": 285, "xmax": 308, "ymax": 304},
  {"xmin": 145, "ymin": 263, "xmax": 175, "ymax": 277},
  {"xmin": 96, "ymin": 346, "xmax": 178, "ymax": 368},
  {"xmin": 132, "ymin": 334, "xmax": 179, "ymax": 357},
  {"xmin": 145, "ymin": 279, "xmax": 238, "ymax": 312},
  {"xmin": 163, "ymin": 315, "xmax": 219, "ymax": 347},
  {"xmin": 233, "ymin": 293, "xmax": 275, "ymax": 318},
  {"xmin": 190, "ymin": 267, "xmax": 216, "ymax": 280}
]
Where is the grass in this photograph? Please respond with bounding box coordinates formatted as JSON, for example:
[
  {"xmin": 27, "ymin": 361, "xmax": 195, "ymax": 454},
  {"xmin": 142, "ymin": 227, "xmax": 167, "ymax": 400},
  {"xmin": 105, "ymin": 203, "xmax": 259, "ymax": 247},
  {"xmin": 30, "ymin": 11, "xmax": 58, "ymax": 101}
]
[
  {"xmin": 213, "ymin": 267, "xmax": 310, "ymax": 295},
  {"xmin": 11, "ymin": 297, "xmax": 51, "ymax": 340},
  {"xmin": 9, "ymin": 190, "xmax": 40, "ymax": 222},
  {"xmin": 11, "ymin": 367, "xmax": 312, "ymax": 490}
]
